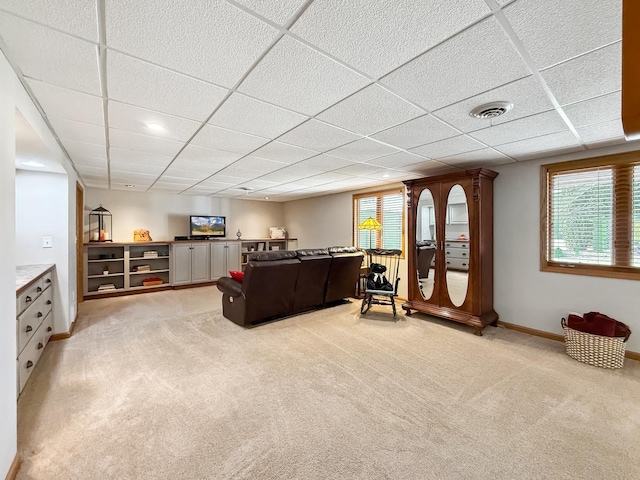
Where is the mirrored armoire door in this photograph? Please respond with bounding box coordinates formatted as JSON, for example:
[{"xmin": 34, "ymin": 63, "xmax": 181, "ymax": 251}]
[{"xmin": 403, "ymin": 169, "xmax": 498, "ymax": 336}]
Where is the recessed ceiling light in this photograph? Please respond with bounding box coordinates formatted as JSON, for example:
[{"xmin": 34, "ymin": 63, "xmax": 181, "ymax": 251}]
[
  {"xmin": 125, "ymin": 184, "xmax": 135, "ymax": 188},
  {"xmin": 469, "ymin": 101, "xmax": 513, "ymax": 119},
  {"xmin": 21, "ymin": 161, "xmax": 45, "ymax": 168},
  {"xmin": 146, "ymin": 123, "xmax": 164, "ymax": 131},
  {"xmin": 264, "ymin": 196, "xmax": 270, "ymax": 200},
  {"xmin": 382, "ymin": 174, "xmax": 390, "ymax": 178}
]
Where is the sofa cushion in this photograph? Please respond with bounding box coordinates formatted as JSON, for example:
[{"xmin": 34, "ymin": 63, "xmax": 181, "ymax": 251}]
[
  {"xmin": 296, "ymin": 248, "xmax": 330, "ymax": 256},
  {"xmin": 328, "ymin": 246, "xmax": 358, "ymax": 254},
  {"xmin": 248, "ymin": 250, "xmax": 297, "ymax": 262}
]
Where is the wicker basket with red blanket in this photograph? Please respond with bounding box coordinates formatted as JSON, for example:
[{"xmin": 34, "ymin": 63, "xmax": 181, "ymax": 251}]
[{"xmin": 561, "ymin": 312, "xmax": 632, "ymax": 369}]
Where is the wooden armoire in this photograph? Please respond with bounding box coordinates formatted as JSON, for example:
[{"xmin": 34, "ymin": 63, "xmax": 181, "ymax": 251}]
[{"xmin": 402, "ymin": 169, "xmax": 498, "ymax": 335}]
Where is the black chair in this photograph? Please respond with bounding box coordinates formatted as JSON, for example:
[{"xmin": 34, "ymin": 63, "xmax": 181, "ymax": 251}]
[{"xmin": 360, "ymin": 249, "xmax": 402, "ymax": 318}]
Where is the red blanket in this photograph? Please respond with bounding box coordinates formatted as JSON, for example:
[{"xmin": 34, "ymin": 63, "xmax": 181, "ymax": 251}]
[{"xmin": 567, "ymin": 312, "xmax": 631, "ymax": 339}]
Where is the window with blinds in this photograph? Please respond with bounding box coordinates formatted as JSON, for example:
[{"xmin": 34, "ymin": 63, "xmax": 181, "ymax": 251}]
[
  {"xmin": 542, "ymin": 152, "xmax": 640, "ymax": 279},
  {"xmin": 353, "ymin": 189, "xmax": 404, "ymax": 253}
]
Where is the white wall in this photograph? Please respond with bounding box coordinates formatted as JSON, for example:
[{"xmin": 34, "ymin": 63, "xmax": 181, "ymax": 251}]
[
  {"xmin": 16, "ymin": 170, "xmax": 70, "ymax": 333},
  {"xmin": 85, "ymin": 188, "xmax": 284, "ymax": 242},
  {"xmin": 0, "ymin": 51, "xmax": 18, "ymax": 479},
  {"xmin": 492, "ymin": 156, "xmax": 640, "ymax": 353}
]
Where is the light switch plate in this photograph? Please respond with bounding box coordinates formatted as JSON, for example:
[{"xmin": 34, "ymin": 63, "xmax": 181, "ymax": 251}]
[{"xmin": 42, "ymin": 236, "xmax": 53, "ymax": 248}]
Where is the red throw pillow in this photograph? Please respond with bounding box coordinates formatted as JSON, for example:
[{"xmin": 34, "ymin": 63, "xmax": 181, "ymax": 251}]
[{"xmin": 229, "ymin": 271, "xmax": 244, "ymax": 282}]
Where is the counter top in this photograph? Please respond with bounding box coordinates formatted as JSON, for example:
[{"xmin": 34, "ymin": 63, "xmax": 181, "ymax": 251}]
[
  {"xmin": 84, "ymin": 238, "xmax": 297, "ymax": 246},
  {"xmin": 16, "ymin": 264, "xmax": 55, "ymax": 295}
]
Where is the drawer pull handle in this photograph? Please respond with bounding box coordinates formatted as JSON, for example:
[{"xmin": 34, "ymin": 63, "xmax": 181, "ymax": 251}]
[
  {"xmin": 46, "ymin": 300, "xmax": 52, "ymax": 305},
  {"xmin": 37, "ymin": 312, "xmax": 43, "ymax": 318},
  {"xmin": 26, "ymin": 296, "xmax": 32, "ymax": 303},
  {"xmin": 462, "ymin": 253, "xmax": 467, "ymax": 256},
  {"xmin": 38, "ymin": 343, "xmax": 43, "ymax": 350},
  {"xmin": 45, "ymin": 278, "xmax": 51, "ymax": 283},
  {"xmin": 47, "ymin": 327, "xmax": 52, "ymax": 332},
  {"xmin": 37, "ymin": 286, "xmax": 42, "ymax": 292},
  {"xmin": 26, "ymin": 360, "xmax": 33, "ymax": 368},
  {"xmin": 462, "ymin": 263, "xmax": 467, "ymax": 266},
  {"xmin": 26, "ymin": 325, "xmax": 33, "ymax": 333}
]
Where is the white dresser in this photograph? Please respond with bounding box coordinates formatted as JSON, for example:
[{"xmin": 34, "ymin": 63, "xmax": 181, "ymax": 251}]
[
  {"xmin": 444, "ymin": 240, "xmax": 470, "ymax": 271},
  {"xmin": 16, "ymin": 264, "xmax": 55, "ymax": 395}
]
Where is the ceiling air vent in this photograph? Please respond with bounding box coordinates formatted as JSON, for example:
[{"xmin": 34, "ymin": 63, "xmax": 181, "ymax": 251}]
[{"xmin": 469, "ymin": 101, "xmax": 513, "ymax": 119}]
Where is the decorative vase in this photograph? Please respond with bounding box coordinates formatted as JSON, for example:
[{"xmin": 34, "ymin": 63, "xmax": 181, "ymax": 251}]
[{"xmin": 236, "ymin": 229, "xmax": 242, "ymax": 239}]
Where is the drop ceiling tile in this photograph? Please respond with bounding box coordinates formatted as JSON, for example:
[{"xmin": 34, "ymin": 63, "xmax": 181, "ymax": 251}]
[
  {"xmin": 105, "ymin": 0, "xmax": 279, "ymax": 87},
  {"xmin": 147, "ymin": 185, "xmax": 185, "ymax": 193},
  {"xmin": 294, "ymin": 154, "xmax": 358, "ymax": 172},
  {"xmin": 382, "ymin": 17, "xmax": 529, "ymax": 111},
  {"xmin": 316, "ymin": 84, "xmax": 424, "ymax": 135},
  {"xmin": 107, "ymin": 51, "xmax": 228, "ymax": 122},
  {"xmin": 183, "ymin": 186, "xmax": 223, "ymax": 195},
  {"xmin": 167, "ymin": 157, "xmax": 233, "ymax": 176},
  {"xmin": 259, "ymin": 170, "xmax": 308, "ymax": 183},
  {"xmin": 83, "ymin": 179, "xmax": 109, "ymax": 188},
  {"xmin": 504, "ymin": 0, "xmax": 621, "ymax": 70},
  {"xmin": 542, "ymin": 43, "xmax": 621, "ymax": 106},
  {"xmin": 110, "ymin": 171, "xmax": 158, "ymax": 183},
  {"xmin": 409, "ymin": 135, "xmax": 485, "ymax": 159},
  {"xmin": 332, "ymin": 163, "xmax": 385, "ymax": 177},
  {"xmin": 494, "ymin": 131, "xmax": 583, "ymax": 160},
  {"xmin": 327, "ymin": 138, "xmax": 401, "ymax": 162},
  {"xmin": 176, "ymin": 143, "xmax": 242, "ymax": 164},
  {"xmin": 0, "ymin": 0, "xmax": 98, "ymax": 41},
  {"xmin": 251, "ymin": 141, "xmax": 318, "ymax": 164},
  {"xmin": 438, "ymin": 148, "xmax": 512, "ymax": 167},
  {"xmin": 365, "ymin": 152, "xmax": 429, "ymax": 168},
  {"xmin": 203, "ymin": 174, "xmax": 249, "ymax": 185},
  {"xmin": 577, "ymin": 119, "xmax": 625, "ymax": 145},
  {"xmin": 291, "ymin": 0, "xmax": 489, "ymax": 78},
  {"xmin": 371, "ymin": 114, "xmax": 459, "ymax": 150},
  {"xmin": 153, "ymin": 176, "xmax": 195, "ymax": 186},
  {"xmin": 277, "ymin": 119, "xmax": 362, "ymax": 151},
  {"xmin": 433, "ymin": 76, "xmax": 554, "ymax": 132},
  {"xmin": 195, "ymin": 180, "xmax": 236, "ymax": 189},
  {"xmin": 62, "ymin": 140, "xmax": 106, "ymax": 160},
  {"xmin": 282, "ymin": 174, "xmax": 339, "ymax": 187},
  {"xmin": 563, "ymin": 91, "xmax": 621, "ymax": 128},
  {"xmin": 0, "ymin": 13, "xmax": 100, "ymax": 94},
  {"xmin": 109, "ymin": 147, "xmax": 174, "ymax": 171},
  {"xmin": 27, "ymin": 80, "xmax": 104, "ymax": 125},
  {"xmin": 237, "ymin": 36, "xmax": 370, "ymax": 115},
  {"xmin": 49, "ymin": 118, "xmax": 105, "ymax": 145},
  {"xmin": 400, "ymin": 160, "xmax": 458, "ymax": 175},
  {"xmin": 190, "ymin": 124, "xmax": 269, "ymax": 154},
  {"xmin": 237, "ymin": 179, "xmax": 280, "ymax": 190},
  {"xmin": 228, "ymin": 156, "xmax": 288, "ymax": 174},
  {"xmin": 108, "ymin": 129, "xmax": 184, "ymax": 158},
  {"xmin": 234, "ymin": 0, "xmax": 308, "ymax": 25},
  {"xmin": 209, "ymin": 93, "xmax": 308, "ymax": 138},
  {"xmin": 72, "ymin": 156, "xmax": 108, "ymax": 168},
  {"xmin": 469, "ymin": 110, "xmax": 568, "ymax": 146}
]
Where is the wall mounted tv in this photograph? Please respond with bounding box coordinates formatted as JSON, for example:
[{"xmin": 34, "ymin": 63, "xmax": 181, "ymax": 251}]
[{"xmin": 189, "ymin": 215, "xmax": 226, "ymax": 238}]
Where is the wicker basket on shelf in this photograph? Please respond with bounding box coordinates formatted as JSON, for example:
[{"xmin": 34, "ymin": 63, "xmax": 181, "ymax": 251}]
[{"xmin": 561, "ymin": 318, "xmax": 630, "ymax": 369}]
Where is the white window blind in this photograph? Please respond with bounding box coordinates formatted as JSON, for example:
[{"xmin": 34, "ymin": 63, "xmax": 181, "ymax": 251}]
[
  {"xmin": 549, "ymin": 168, "xmax": 613, "ymax": 265},
  {"xmin": 633, "ymin": 165, "xmax": 640, "ymax": 267},
  {"xmin": 353, "ymin": 191, "xmax": 404, "ymax": 252}
]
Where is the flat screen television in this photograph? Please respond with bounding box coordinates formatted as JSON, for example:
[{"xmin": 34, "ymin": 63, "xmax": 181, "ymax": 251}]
[{"xmin": 189, "ymin": 215, "xmax": 226, "ymax": 238}]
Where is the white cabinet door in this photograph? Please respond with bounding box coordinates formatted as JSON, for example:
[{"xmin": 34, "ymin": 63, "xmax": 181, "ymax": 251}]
[
  {"xmin": 173, "ymin": 244, "xmax": 193, "ymax": 285},
  {"xmin": 210, "ymin": 243, "xmax": 226, "ymax": 280},
  {"xmin": 226, "ymin": 242, "xmax": 240, "ymax": 272},
  {"xmin": 191, "ymin": 243, "xmax": 210, "ymax": 283}
]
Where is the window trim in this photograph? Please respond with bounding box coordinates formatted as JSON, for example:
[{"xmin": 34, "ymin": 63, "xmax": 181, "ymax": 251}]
[
  {"xmin": 541, "ymin": 151, "xmax": 640, "ymax": 281},
  {"xmin": 352, "ymin": 188, "xmax": 405, "ymax": 256}
]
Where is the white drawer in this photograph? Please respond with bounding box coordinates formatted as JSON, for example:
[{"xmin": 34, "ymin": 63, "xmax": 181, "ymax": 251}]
[
  {"xmin": 17, "ymin": 296, "xmax": 45, "ymax": 354},
  {"xmin": 42, "ymin": 285, "xmax": 53, "ymax": 316},
  {"xmin": 445, "ymin": 242, "xmax": 469, "ymax": 249},
  {"xmin": 18, "ymin": 327, "xmax": 45, "ymax": 393},
  {"xmin": 42, "ymin": 311, "xmax": 54, "ymax": 346},
  {"xmin": 17, "ymin": 278, "xmax": 44, "ymax": 315},
  {"xmin": 42, "ymin": 271, "xmax": 53, "ymax": 291},
  {"xmin": 446, "ymin": 257, "xmax": 469, "ymax": 271},
  {"xmin": 445, "ymin": 248, "xmax": 470, "ymax": 260}
]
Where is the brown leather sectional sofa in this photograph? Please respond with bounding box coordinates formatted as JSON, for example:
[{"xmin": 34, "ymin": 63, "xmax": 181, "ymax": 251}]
[{"xmin": 216, "ymin": 247, "xmax": 363, "ymax": 326}]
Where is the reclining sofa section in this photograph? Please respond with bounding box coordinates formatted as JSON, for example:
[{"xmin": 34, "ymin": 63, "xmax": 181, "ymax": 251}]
[{"xmin": 216, "ymin": 247, "xmax": 363, "ymax": 327}]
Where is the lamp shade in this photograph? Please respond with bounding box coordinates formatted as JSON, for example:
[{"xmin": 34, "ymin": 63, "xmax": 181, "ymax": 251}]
[{"xmin": 358, "ymin": 217, "xmax": 382, "ymax": 230}]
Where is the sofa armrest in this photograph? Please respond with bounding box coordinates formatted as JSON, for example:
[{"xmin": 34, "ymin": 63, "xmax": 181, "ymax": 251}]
[{"xmin": 217, "ymin": 277, "xmax": 243, "ymax": 298}]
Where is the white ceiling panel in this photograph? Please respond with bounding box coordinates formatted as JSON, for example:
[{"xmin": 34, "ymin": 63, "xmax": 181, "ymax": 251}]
[
  {"xmin": 371, "ymin": 114, "xmax": 459, "ymax": 150},
  {"xmin": 72, "ymin": 156, "xmax": 108, "ymax": 168},
  {"xmin": 365, "ymin": 151, "xmax": 429, "ymax": 168},
  {"xmin": 108, "ymin": 101, "xmax": 201, "ymax": 142},
  {"xmin": 75, "ymin": 164, "xmax": 107, "ymax": 175},
  {"xmin": 158, "ymin": 167, "xmax": 212, "ymax": 181},
  {"xmin": 563, "ymin": 91, "xmax": 621, "ymax": 128},
  {"xmin": 381, "ymin": 17, "xmax": 530, "ymax": 111},
  {"xmin": 26, "ymin": 80, "xmax": 104, "ymax": 126},
  {"xmin": 174, "ymin": 144, "xmax": 242, "ymax": 166},
  {"xmin": 208, "ymin": 93, "xmax": 308, "ymax": 138},
  {"xmin": 284, "ymin": 155, "xmax": 356, "ymax": 174},
  {"xmin": 251, "ymin": 141, "xmax": 318, "ymax": 164},
  {"xmin": 227, "ymin": 156, "xmax": 288, "ymax": 173},
  {"xmin": 578, "ymin": 119, "xmax": 625, "ymax": 145},
  {"xmin": 110, "ymin": 171, "xmax": 158, "ymax": 183},
  {"xmin": 409, "ymin": 135, "xmax": 485, "ymax": 159},
  {"xmin": 232, "ymin": 0, "xmax": 307, "ymax": 26},
  {"xmin": 331, "ymin": 163, "xmax": 385, "ymax": 177},
  {"xmin": 277, "ymin": 119, "xmax": 361, "ymax": 151},
  {"xmin": 109, "ymin": 147, "xmax": 174, "ymax": 171},
  {"xmin": 0, "ymin": 13, "xmax": 100, "ymax": 94},
  {"xmin": 107, "ymin": 51, "xmax": 228, "ymax": 122},
  {"xmin": 494, "ymin": 131, "xmax": 583, "ymax": 160},
  {"xmin": 0, "ymin": 0, "xmax": 98, "ymax": 42},
  {"xmin": 237, "ymin": 36, "xmax": 370, "ymax": 115},
  {"xmin": 316, "ymin": 84, "xmax": 425, "ymax": 135},
  {"xmin": 469, "ymin": 110, "xmax": 568, "ymax": 146},
  {"xmin": 236, "ymin": 179, "xmax": 280, "ymax": 190},
  {"xmin": 193, "ymin": 180, "xmax": 235, "ymax": 189},
  {"xmin": 433, "ymin": 76, "xmax": 554, "ymax": 133},
  {"xmin": 438, "ymin": 148, "xmax": 513, "ymax": 167},
  {"xmin": 62, "ymin": 139, "xmax": 106, "ymax": 160},
  {"xmin": 327, "ymin": 138, "xmax": 401, "ymax": 162},
  {"xmin": 49, "ymin": 117, "xmax": 105, "ymax": 145},
  {"xmin": 83, "ymin": 179, "xmax": 109, "ymax": 188},
  {"xmin": 504, "ymin": 0, "xmax": 621, "ymax": 69},
  {"xmin": 203, "ymin": 174, "xmax": 253, "ymax": 184},
  {"xmin": 151, "ymin": 176, "xmax": 195, "ymax": 186},
  {"xmin": 108, "ymin": 129, "xmax": 184, "ymax": 158},
  {"xmin": 399, "ymin": 160, "xmax": 457, "ymax": 175},
  {"xmin": 541, "ymin": 43, "xmax": 622, "ymax": 107},
  {"xmin": 105, "ymin": 0, "xmax": 278, "ymax": 87},
  {"xmin": 190, "ymin": 124, "xmax": 269, "ymax": 154},
  {"xmin": 290, "ymin": 0, "xmax": 489, "ymax": 79},
  {"xmin": 147, "ymin": 184, "xmax": 189, "ymax": 193}
]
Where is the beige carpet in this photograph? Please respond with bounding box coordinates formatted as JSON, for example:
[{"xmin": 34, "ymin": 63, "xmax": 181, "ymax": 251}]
[{"xmin": 17, "ymin": 287, "xmax": 640, "ymax": 480}]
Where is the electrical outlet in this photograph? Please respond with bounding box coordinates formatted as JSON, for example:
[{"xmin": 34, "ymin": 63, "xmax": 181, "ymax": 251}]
[{"xmin": 42, "ymin": 236, "xmax": 53, "ymax": 248}]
